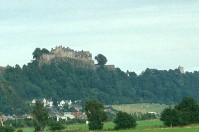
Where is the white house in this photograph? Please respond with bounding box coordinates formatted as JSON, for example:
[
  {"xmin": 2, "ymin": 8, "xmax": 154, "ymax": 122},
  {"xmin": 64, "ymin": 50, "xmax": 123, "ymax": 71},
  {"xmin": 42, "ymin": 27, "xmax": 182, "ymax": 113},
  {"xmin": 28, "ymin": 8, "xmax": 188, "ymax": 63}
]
[
  {"xmin": 43, "ymin": 98, "xmax": 47, "ymax": 107},
  {"xmin": 56, "ymin": 113, "xmax": 75, "ymax": 121},
  {"xmin": 68, "ymin": 100, "xmax": 72, "ymax": 106},
  {"xmin": 58, "ymin": 100, "xmax": 65, "ymax": 107},
  {"xmin": 32, "ymin": 99, "xmax": 36, "ymax": 104},
  {"xmin": 49, "ymin": 101, "xmax": 53, "ymax": 107}
]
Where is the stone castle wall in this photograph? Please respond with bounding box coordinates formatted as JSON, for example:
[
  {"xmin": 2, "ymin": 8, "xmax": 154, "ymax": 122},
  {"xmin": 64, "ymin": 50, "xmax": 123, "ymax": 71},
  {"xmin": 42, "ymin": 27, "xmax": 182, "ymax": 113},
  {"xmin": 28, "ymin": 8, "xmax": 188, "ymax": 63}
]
[{"xmin": 39, "ymin": 46, "xmax": 95, "ymax": 67}]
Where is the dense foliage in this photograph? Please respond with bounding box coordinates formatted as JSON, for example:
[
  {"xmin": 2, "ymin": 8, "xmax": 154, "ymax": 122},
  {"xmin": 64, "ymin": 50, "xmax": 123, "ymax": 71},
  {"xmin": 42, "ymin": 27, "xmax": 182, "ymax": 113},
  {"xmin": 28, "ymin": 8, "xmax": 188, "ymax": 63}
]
[
  {"xmin": 114, "ymin": 111, "xmax": 136, "ymax": 130},
  {"xmin": 95, "ymin": 54, "xmax": 107, "ymax": 65},
  {"xmin": 1, "ymin": 48, "xmax": 199, "ymax": 114},
  {"xmin": 32, "ymin": 48, "xmax": 49, "ymax": 60},
  {"xmin": 160, "ymin": 97, "xmax": 199, "ymax": 127},
  {"xmin": 0, "ymin": 126, "xmax": 14, "ymax": 132},
  {"xmin": 32, "ymin": 101, "xmax": 49, "ymax": 131},
  {"xmin": 49, "ymin": 121, "xmax": 65, "ymax": 131},
  {"xmin": 4, "ymin": 119, "xmax": 33, "ymax": 128}
]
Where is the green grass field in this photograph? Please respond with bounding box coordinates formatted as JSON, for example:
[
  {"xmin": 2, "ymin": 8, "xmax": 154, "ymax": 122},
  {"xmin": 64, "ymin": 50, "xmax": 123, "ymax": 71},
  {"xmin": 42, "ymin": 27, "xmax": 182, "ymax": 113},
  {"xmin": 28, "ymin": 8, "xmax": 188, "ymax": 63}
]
[
  {"xmin": 111, "ymin": 103, "xmax": 168, "ymax": 114},
  {"xmin": 16, "ymin": 120, "xmax": 199, "ymax": 132}
]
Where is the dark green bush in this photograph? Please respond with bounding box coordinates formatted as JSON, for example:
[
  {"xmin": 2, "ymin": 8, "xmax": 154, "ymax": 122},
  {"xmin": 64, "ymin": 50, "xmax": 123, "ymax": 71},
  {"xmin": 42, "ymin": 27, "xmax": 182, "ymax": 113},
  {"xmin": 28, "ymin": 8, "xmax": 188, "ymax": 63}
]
[
  {"xmin": 66, "ymin": 118, "xmax": 86, "ymax": 124},
  {"xmin": 114, "ymin": 111, "xmax": 137, "ymax": 130},
  {"xmin": 5, "ymin": 119, "xmax": 33, "ymax": 128},
  {"xmin": 0, "ymin": 126, "xmax": 14, "ymax": 132},
  {"xmin": 17, "ymin": 129, "xmax": 23, "ymax": 132},
  {"xmin": 49, "ymin": 122, "xmax": 65, "ymax": 131}
]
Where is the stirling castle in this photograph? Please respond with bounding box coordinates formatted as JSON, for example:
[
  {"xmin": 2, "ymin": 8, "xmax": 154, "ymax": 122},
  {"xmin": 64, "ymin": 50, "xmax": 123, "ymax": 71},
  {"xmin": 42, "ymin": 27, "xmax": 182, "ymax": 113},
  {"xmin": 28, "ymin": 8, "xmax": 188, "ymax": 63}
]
[{"xmin": 39, "ymin": 45, "xmax": 95, "ymax": 68}]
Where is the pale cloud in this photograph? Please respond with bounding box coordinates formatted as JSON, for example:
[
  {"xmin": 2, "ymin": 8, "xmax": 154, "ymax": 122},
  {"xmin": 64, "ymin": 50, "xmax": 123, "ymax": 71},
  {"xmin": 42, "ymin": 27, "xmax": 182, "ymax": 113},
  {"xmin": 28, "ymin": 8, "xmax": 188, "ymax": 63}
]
[{"xmin": 0, "ymin": 0, "xmax": 199, "ymax": 73}]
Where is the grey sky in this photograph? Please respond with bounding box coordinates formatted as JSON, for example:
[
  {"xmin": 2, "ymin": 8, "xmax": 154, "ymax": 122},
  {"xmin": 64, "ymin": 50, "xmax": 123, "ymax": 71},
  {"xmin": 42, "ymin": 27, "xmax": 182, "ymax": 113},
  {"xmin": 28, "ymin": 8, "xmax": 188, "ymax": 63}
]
[{"xmin": 1, "ymin": 0, "xmax": 199, "ymax": 74}]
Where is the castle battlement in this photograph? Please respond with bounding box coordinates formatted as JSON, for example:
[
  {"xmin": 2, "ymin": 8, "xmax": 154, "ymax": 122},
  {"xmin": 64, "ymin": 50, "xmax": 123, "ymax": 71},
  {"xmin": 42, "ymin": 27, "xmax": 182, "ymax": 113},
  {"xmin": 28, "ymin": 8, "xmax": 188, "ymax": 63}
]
[{"xmin": 39, "ymin": 46, "xmax": 95, "ymax": 67}]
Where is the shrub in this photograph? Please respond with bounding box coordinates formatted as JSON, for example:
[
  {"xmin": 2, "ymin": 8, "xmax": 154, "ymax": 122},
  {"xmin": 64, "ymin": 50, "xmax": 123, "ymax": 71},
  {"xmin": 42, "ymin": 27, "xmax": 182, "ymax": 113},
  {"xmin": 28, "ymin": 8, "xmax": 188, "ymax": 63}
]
[
  {"xmin": 49, "ymin": 122, "xmax": 65, "ymax": 131},
  {"xmin": 4, "ymin": 119, "xmax": 34, "ymax": 128},
  {"xmin": 66, "ymin": 118, "xmax": 86, "ymax": 124},
  {"xmin": 17, "ymin": 129, "xmax": 23, "ymax": 132},
  {"xmin": 114, "ymin": 111, "xmax": 137, "ymax": 130},
  {"xmin": 0, "ymin": 126, "xmax": 14, "ymax": 132}
]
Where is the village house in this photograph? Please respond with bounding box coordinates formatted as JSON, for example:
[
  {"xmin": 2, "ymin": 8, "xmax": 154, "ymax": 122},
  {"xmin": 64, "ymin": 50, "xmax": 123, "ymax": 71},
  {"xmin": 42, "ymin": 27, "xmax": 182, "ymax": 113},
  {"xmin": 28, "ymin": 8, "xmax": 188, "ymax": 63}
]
[
  {"xmin": 56, "ymin": 112, "xmax": 75, "ymax": 121},
  {"xmin": 72, "ymin": 112, "xmax": 87, "ymax": 120},
  {"xmin": 0, "ymin": 114, "xmax": 4, "ymax": 126},
  {"xmin": 32, "ymin": 98, "xmax": 53, "ymax": 107}
]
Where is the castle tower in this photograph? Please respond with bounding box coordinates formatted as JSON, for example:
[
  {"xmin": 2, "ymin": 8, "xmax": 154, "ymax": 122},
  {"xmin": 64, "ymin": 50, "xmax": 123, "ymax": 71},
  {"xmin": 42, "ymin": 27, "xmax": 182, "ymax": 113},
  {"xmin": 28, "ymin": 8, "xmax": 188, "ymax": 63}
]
[{"xmin": 178, "ymin": 65, "xmax": 185, "ymax": 74}]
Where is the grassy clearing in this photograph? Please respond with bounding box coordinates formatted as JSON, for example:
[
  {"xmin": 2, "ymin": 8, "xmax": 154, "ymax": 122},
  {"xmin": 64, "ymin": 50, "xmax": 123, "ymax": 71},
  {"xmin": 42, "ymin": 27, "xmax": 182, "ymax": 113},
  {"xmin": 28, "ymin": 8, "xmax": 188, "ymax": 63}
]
[
  {"xmin": 137, "ymin": 119, "xmax": 164, "ymax": 128},
  {"xmin": 67, "ymin": 123, "xmax": 88, "ymax": 131},
  {"xmin": 14, "ymin": 127, "xmax": 34, "ymax": 132},
  {"xmin": 14, "ymin": 120, "xmax": 199, "ymax": 132},
  {"xmin": 108, "ymin": 127, "xmax": 199, "ymax": 132},
  {"xmin": 111, "ymin": 103, "xmax": 168, "ymax": 114}
]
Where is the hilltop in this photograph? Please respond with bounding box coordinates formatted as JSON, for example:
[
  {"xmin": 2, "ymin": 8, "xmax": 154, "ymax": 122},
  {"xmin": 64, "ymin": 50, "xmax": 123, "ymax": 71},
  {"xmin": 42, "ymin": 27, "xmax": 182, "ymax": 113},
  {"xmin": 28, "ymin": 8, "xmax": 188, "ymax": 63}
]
[
  {"xmin": 0, "ymin": 46, "xmax": 199, "ymax": 114},
  {"xmin": 38, "ymin": 45, "xmax": 95, "ymax": 68},
  {"xmin": 34, "ymin": 45, "xmax": 115, "ymax": 69}
]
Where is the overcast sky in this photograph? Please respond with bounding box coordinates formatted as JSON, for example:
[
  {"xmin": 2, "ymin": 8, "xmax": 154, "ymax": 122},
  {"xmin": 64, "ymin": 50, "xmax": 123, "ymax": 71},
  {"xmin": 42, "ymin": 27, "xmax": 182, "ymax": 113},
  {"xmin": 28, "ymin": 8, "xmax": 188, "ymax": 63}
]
[{"xmin": 1, "ymin": 0, "xmax": 199, "ymax": 74}]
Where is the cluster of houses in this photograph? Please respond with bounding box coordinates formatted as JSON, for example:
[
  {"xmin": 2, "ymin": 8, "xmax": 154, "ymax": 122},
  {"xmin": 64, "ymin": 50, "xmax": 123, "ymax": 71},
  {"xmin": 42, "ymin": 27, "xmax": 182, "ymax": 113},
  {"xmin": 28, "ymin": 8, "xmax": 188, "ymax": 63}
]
[
  {"xmin": 0, "ymin": 99, "xmax": 87, "ymax": 126},
  {"xmin": 31, "ymin": 98, "xmax": 73, "ymax": 108},
  {"xmin": 31, "ymin": 98, "xmax": 86, "ymax": 121},
  {"xmin": 0, "ymin": 114, "xmax": 33, "ymax": 127},
  {"xmin": 0, "ymin": 99, "xmax": 117, "ymax": 126},
  {"xmin": 55, "ymin": 112, "xmax": 87, "ymax": 121}
]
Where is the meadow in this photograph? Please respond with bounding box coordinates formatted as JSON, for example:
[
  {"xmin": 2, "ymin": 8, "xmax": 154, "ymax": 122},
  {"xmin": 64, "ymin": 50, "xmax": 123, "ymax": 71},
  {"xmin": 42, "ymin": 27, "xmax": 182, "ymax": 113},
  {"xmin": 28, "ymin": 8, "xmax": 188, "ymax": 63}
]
[
  {"xmin": 111, "ymin": 103, "xmax": 168, "ymax": 114},
  {"xmin": 15, "ymin": 119, "xmax": 199, "ymax": 132}
]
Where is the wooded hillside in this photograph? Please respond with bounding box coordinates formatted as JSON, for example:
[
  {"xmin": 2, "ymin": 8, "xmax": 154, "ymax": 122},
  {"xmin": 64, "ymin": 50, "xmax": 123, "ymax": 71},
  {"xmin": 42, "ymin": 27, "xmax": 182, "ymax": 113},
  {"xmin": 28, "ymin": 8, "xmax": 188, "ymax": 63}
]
[{"xmin": 0, "ymin": 48, "xmax": 199, "ymax": 114}]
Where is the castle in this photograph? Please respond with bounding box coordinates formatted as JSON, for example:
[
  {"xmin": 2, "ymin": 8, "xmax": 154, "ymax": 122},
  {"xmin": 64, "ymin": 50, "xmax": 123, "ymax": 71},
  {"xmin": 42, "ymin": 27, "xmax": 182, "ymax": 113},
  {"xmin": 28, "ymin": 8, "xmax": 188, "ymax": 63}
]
[
  {"xmin": 39, "ymin": 46, "xmax": 115, "ymax": 69},
  {"xmin": 39, "ymin": 46, "xmax": 95, "ymax": 67}
]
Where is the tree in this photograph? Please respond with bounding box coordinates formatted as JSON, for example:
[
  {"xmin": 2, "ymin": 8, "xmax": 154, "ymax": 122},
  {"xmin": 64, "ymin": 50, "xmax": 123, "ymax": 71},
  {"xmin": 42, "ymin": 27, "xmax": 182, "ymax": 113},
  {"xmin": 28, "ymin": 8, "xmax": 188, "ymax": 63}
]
[
  {"xmin": 161, "ymin": 97, "xmax": 199, "ymax": 127},
  {"xmin": 41, "ymin": 48, "xmax": 50, "ymax": 54},
  {"xmin": 95, "ymin": 54, "xmax": 107, "ymax": 65},
  {"xmin": 33, "ymin": 48, "xmax": 49, "ymax": 60},
  {"xmin": 85, "ymin": 100, "xmax": 107, "ymax": 130},
  {"xmin": 175, "ymin": 97, "xmax": 199, "ymax": 123},
  {"xmin": 33, "ymin": 48, "xmax": 42, "ymax": 60},
  {"xmin": 32, "ymin": 101, "xmax": 49, "ymax": 131},
  {"xmin": 114, "ymin": 111, "xmax": 136, "ymax": 130},
  {"xmin": 160, "ymin": 107, "xmax": 181, "ymax": 127}
]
